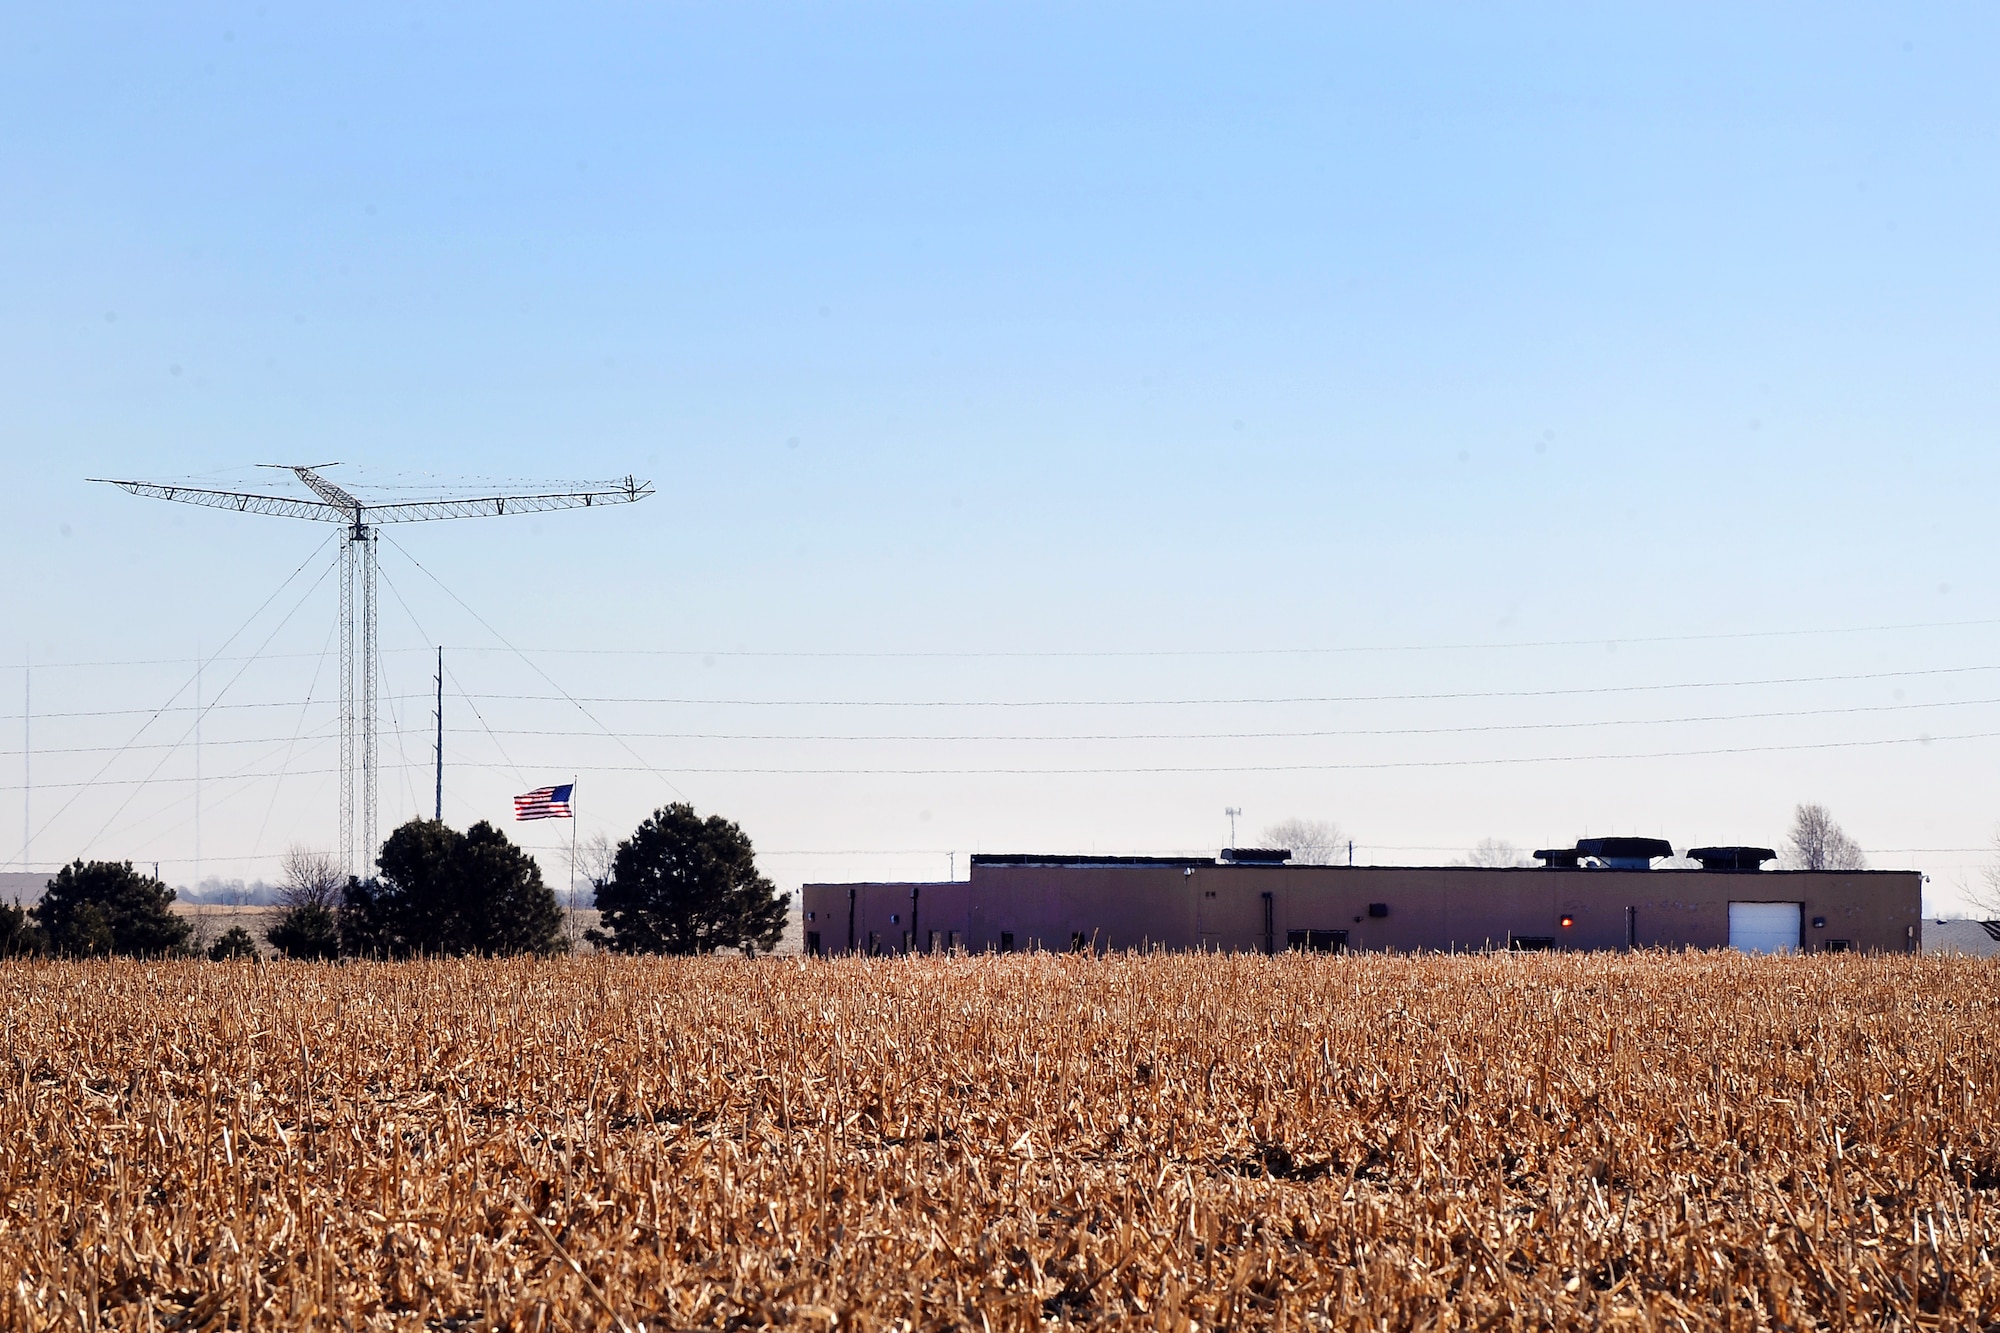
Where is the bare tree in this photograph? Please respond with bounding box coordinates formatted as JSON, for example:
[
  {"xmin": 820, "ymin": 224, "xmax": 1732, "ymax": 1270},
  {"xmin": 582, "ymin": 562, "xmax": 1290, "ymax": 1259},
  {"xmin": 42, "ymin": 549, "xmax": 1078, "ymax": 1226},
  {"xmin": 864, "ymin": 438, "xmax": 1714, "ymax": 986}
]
[
  {"xmin": 1971, "ymin": 829, "xmax": 2000, "ymax": 919},
  {"xmin": 570, "ymin": 832, "xmax": 615, "ymax": 907},
  {"xmin": 563, "ymin": 831, "xmax": 617, "ymax": 949},
  {"xmin": 1261, "ymin": 818, "xmax": 1347, "ymax": 866},
  {"xmin": 278, "ymin": 846, "xmax": 343, "ymax": 911},
  {"xmin": 1784, "ymin": 804, "xmax": 1867, "ymax": 871},
  {"xmin": 1452, "ymin": 838, "xmax": 1530, "ymax": 868}
]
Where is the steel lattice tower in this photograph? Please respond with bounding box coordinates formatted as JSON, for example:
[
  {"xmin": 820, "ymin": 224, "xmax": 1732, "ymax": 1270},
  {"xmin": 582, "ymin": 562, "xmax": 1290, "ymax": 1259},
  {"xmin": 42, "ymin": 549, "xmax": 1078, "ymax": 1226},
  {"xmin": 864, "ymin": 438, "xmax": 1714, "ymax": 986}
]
[{"xmin": 95, "ymin": 465, "xmax": 653, "ymax": 877}]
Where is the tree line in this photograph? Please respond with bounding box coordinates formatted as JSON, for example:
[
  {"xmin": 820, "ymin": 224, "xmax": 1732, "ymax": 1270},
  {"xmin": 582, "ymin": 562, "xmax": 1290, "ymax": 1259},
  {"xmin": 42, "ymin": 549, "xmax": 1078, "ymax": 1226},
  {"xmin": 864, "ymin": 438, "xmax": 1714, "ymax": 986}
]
[{"xmin": 0, "ymin": 803, "xmax": 788, "ymax": 961}]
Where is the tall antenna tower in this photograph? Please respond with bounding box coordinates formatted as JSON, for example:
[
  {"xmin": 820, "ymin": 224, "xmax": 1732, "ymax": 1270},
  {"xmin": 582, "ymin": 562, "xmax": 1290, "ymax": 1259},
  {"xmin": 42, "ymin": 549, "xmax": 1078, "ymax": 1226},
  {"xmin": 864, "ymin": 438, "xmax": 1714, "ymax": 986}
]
[{"xmin": 93, "ymin": 465, "xmax": 653, "ymax": 877}]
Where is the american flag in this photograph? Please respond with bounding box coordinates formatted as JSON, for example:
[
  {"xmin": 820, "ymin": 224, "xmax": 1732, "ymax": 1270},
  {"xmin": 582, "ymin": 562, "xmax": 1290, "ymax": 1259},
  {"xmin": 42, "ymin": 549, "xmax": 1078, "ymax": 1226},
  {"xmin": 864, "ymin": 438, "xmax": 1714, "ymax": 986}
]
[{"xmin": 514, "ymin": 783, "xmax": 574, "ymax": 821}]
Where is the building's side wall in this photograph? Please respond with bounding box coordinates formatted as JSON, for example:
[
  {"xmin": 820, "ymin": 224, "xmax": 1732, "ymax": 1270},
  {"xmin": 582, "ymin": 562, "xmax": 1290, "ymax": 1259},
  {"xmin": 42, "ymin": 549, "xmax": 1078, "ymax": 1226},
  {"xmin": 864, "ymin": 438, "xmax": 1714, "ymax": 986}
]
[
  {"xmin": 971, "ymin": 865, "xmax": 1198, "ymax": 951},
  {"xmin": 799, "ymin": 881, "xmax": 969, "ymax": 955},
  {"xmin": 806, "ymin": 867, "xmax": 1920, "ymax": 955}
]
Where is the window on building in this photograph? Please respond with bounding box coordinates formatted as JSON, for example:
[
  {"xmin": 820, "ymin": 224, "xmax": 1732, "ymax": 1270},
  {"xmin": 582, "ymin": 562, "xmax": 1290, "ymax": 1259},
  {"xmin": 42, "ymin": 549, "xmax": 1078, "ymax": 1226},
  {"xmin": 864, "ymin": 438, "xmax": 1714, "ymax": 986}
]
[
  {"xmin": 1509, "ymin": 935, "xmax": 1555, "ymax": 951},
  {"xmin": 1286, "ymin": 929, "xmax": 1347, "ymax": 953}
]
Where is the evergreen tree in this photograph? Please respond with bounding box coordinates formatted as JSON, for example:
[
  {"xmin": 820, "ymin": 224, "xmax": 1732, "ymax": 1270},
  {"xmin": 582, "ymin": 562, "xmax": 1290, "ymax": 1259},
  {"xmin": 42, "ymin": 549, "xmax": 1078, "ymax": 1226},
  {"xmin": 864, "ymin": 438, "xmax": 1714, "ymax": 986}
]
[
  {"xmin": 342, "ymin": 818, "xmax": 567, "ymax": 957},
  {"xmin": 588, "ymin": 804, "xmax": 787, "ymax": 955},
  {"xmin": 207, "ymin": 925, "xmax": 261, "ymax": 961},
  {"xmin": 33, "ymin": 861, "xmax": 194, "ymax": 958},
  {"xmin": 0, "ymin": 900, "xmax": 45, "ymax": 957},
  {"xmin": 265, "ymin": 902, "xmax": 342, "ymax": 960}
]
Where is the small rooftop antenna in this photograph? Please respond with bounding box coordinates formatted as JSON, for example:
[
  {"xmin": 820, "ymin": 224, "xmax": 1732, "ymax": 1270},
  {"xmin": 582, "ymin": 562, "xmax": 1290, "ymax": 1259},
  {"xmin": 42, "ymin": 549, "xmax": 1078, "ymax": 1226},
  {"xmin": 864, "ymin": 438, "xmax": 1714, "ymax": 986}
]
[
  {"xmin": 1224, "ymin": 806, "xmax": 1242, "ymax": 852},
  {"xmin": 92, "ymin": 466, "xmax": 653, "ymax": 877}
]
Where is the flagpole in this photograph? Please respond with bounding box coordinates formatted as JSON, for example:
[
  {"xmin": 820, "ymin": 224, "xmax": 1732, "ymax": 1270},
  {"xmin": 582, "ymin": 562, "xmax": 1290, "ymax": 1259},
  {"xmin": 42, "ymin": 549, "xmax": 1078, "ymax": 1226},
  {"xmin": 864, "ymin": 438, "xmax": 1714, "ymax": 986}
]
[{"xmin": 569, "ymin": 775, "xmax": 578, "ymax": 910}]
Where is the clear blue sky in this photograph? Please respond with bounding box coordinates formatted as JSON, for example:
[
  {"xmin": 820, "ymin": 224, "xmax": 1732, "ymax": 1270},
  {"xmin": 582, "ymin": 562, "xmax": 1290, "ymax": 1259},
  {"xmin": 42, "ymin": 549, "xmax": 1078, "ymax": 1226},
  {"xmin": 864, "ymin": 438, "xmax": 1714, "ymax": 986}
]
[{"xmin": 5, "ymin": 4, "xmax": 1999, "ymax": 912}]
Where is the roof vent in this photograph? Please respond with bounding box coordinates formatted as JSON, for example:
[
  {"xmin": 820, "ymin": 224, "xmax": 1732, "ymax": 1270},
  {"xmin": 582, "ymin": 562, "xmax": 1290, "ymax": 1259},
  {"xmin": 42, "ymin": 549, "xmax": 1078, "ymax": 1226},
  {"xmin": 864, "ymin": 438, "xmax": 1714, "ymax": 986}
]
[
  {"xmin": 1219, "ymin": 847, "xmax": 1291, "ymax": 864},
  {"xmin": 1686, "ymin": 846, "xmax": 1776, "ymax": 872},
  {"xmin": 1533, "ymin": 848, "xmax": 1583, "ymax": 868},
  {"xmin": 1573, "ymin": 837, "xmax": 1674, "ymax": 870}
]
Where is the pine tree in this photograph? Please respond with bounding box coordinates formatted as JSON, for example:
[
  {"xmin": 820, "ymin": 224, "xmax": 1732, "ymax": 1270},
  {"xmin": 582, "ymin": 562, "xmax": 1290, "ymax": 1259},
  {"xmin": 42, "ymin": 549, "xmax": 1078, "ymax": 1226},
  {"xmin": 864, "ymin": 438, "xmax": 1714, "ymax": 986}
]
[
  {"xmin": 343, "ymin": 819, "xmax": 567, "ymax": 957},
  {"xmin": 588, "ymin": 804, "xmax": 787, "ymax": 955},
  {"xmin": 33, "ymin": 861, "xmax": 194, "ymax": 958}
]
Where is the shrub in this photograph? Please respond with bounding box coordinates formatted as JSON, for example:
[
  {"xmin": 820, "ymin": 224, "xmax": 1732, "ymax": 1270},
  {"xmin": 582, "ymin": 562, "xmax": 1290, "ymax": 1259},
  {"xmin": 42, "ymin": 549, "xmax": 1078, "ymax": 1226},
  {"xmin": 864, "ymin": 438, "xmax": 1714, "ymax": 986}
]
[{"xmin": 206, "ymin": 925, "xmax": 260, "ymax": 962}]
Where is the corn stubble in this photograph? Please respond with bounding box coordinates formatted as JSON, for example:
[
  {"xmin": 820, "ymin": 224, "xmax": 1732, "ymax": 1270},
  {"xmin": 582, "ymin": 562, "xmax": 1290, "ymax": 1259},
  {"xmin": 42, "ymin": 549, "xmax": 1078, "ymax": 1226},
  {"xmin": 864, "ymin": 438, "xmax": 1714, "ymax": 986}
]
[{"xmin": 3, "ymin": 952, "xmax": 1997, "ymax": 1330}]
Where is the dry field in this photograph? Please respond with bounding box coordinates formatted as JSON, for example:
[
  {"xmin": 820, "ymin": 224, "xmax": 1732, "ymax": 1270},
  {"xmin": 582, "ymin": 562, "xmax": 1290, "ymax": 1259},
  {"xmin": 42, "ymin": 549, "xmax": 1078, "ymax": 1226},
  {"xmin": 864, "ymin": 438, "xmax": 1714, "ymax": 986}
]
[{"xmin": 2, "ymin": 952, "xmax": 1997, "ymax": 1331}]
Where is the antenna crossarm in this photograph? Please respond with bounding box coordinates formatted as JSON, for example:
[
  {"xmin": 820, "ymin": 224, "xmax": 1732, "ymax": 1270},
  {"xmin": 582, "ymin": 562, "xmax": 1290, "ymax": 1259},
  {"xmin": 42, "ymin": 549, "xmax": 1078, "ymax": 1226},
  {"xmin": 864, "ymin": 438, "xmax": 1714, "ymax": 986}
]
[
  {"xmin": 362, "ymin": 481, "xmax": 656, "ymax": 524},
  {"xmin": 88, "ymin": 479, "xmax": 345, "ymax": 523},
  {"xmin": 91, "ymin": 475, "xmax": 652, "ymax": 525}
]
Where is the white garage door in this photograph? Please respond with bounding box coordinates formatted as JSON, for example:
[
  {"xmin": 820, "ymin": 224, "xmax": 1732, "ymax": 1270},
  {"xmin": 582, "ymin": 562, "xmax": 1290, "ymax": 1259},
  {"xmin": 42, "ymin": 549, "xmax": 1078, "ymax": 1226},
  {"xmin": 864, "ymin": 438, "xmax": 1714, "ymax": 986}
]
[{"xmin": 1729, "ymin": 902, "xmax": 1802, "ymax": 954}]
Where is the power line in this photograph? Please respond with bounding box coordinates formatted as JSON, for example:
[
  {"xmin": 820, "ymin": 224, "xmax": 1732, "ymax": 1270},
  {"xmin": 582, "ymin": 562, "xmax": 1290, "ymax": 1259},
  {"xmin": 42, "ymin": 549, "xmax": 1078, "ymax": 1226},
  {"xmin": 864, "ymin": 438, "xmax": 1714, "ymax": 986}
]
[
  {"xmin": 72, "ymin": 553, "xmax": 339, "ymax": 860},
  {"xmin": 0, "ymin": 700, "xmax": 347, "ymax": 722},
  {"xmin": 455, "ymin": 663, "xmax": 2000, "ymax": 709},
  {"xmin": 23, "ymin": 535, "xmax": 336, "ymax": 857},
  {"xmin": 7, "ymin": 663, "xmax": 2000, "ymax": 725},
  {"xmin": 10, "ymin": 724, "xmax": 1994, "ymax": 790},
  {"xmin": 54, "ymin": 842, "xmax": 2000, "ymax": 874},
  {"xmin": 16, "ymin": 613, "xmax": 2000, "ymax": 669},
  {"xmin": 446, "ymin": 693, "xmax": 2000, "ymax": 744},
  {"xmin": 380, "ymin": 532, "xmax": 687, "ymax": 801},
  {"xmin": 12, "ymin": 691, "xmax": 1999, "ymax": 761},
  {"xmin": 446, "ymin": 614, "xmax": 2000, "ymax": 658},
  {"xmin": 251, "ymin": 619, "xmax": 339, "ymax": 856}
]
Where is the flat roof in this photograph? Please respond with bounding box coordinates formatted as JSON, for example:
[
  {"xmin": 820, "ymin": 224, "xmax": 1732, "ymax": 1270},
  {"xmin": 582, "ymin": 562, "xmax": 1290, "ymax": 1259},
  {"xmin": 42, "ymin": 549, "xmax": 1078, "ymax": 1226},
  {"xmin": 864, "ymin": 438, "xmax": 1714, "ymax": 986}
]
[{"xmin": 969, "ymin": 854, "xmax": 1209, "ymax": 868}]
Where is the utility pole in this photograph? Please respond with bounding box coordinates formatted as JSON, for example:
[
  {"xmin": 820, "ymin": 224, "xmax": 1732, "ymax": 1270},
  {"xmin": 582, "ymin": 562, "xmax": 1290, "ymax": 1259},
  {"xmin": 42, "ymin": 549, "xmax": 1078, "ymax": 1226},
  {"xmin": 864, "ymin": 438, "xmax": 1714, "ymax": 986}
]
[{"xmin": 433, "ymin": 646, "xmax": 444, "ymax": 821}]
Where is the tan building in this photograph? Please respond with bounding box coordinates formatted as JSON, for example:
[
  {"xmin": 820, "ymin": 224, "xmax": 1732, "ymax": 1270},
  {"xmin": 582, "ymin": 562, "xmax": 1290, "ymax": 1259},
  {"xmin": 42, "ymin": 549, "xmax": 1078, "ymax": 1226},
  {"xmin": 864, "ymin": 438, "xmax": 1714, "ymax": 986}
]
[{"xmin": 801, "ymin": 840, "xmax": 1920, "ymax": 957}]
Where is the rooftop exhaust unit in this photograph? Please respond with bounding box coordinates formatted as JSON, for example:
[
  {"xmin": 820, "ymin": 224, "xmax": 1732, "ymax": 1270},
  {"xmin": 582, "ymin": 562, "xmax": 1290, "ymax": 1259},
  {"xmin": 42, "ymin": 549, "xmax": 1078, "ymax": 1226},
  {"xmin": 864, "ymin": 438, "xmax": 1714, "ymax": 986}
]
[
  {"xmin": 1686, "ymin": 846, "xmax": 1776, "ymax": 872},
  {"xmin": 1536, "ymin": 837, "xmax": 1673, "ymax": 869},
  {"xmin": 1575, "ymin": 837, "xmax": 1673, "ymax": 869},
  {"xmin": 1219, "ymin": 848, "xmax": 1291, "ymax": 864}
]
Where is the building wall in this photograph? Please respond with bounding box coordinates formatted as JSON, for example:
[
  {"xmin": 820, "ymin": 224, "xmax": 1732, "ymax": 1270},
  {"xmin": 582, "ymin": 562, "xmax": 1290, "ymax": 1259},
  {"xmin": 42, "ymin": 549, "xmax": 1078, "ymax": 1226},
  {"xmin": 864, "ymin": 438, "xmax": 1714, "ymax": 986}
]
[{"xmin": 801, "ymin": 863, "xmax": 1921, "ymax": 955}]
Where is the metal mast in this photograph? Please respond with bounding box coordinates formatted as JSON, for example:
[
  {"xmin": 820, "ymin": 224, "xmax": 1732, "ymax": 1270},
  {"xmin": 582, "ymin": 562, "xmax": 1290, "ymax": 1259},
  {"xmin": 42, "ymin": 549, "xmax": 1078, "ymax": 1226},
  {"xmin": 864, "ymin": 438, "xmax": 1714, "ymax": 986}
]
[
  {"xmin": 290, "ymin": 465, "xmax": 379, "ymax": 877},
  {"xmin": 93, "ymin": 466, "xmax": 653, "ymax": 878}
]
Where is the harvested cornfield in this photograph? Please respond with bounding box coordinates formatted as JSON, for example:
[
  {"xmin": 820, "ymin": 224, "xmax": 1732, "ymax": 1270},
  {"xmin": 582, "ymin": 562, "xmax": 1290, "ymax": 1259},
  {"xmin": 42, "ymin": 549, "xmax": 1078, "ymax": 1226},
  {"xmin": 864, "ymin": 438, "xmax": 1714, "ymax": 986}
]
[{"xmin": 3, "ymin": 953, "xmax": 1997, "ymax": 1330}]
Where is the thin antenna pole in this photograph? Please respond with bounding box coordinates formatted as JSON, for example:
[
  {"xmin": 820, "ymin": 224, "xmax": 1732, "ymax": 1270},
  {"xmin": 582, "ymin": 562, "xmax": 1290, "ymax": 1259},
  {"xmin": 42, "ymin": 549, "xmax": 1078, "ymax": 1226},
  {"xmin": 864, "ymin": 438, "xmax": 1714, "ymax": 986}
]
[
  {"xmin": 194, "ymin": 638, "xmax": 201, "ymax": 892},
  {"xmin": 20, "ymin": 646, "xmax": 28, "ymax": 873},
  {"xmin": 569, "ymin": 776, "xmax": 578, "ymax": 909},
  {"xmin": 434, "ymin": 646, "xmax": 443, "ymax": 821}
]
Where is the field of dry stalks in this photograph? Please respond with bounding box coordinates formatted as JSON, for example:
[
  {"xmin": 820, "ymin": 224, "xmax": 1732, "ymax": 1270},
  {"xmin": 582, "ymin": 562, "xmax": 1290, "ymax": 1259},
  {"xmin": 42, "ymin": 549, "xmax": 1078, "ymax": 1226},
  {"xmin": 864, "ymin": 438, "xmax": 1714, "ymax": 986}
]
[{"xmin": 2, "ymin": 951, "xmax": 1997, "ymax": 1331}]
